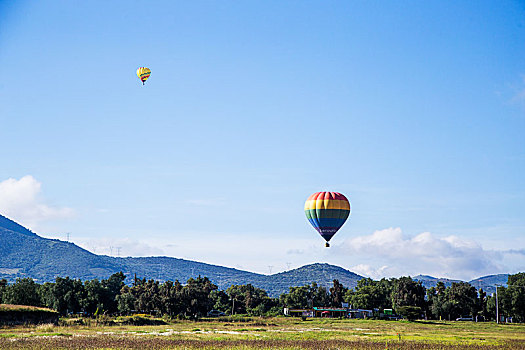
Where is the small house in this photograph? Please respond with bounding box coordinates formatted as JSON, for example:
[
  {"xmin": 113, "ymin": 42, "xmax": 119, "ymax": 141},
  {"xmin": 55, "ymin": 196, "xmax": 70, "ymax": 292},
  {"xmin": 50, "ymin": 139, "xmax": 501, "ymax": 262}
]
[{"xmin": 348, "ymin": 308, "xmax": 373, "ymax": 319}]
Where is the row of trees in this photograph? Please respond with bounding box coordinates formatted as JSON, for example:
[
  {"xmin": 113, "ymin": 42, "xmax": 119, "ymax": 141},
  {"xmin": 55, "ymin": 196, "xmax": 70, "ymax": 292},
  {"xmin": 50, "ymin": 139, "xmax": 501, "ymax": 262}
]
[
  {"xmin": 344, "ymin": 274, "xmax": 525, "ymax": 321},
  {"xmin": 0, "ymin": 272, "xmax": 524, "ymax": 321},
  {"xmin": 0, "ymin": 273, "xmax": 280, "ymax": 318}
]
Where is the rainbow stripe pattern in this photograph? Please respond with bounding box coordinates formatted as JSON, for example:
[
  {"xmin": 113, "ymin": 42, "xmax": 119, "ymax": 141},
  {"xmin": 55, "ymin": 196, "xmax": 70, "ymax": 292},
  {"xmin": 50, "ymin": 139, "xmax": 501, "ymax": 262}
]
[
  {"xmin": 136, "ymin": 67, "xmax": 151, "ymax": 85},
  {"xmin": 304, "ymin": 191, "xmax": 350, "ymax": 242}
]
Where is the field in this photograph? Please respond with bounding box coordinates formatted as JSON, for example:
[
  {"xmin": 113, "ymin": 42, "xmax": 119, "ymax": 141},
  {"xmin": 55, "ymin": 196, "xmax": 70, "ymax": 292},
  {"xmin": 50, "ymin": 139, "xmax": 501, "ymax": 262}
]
[{"xmin": 1, "ymin": 317, "xmax": 524, "ymax": 349}]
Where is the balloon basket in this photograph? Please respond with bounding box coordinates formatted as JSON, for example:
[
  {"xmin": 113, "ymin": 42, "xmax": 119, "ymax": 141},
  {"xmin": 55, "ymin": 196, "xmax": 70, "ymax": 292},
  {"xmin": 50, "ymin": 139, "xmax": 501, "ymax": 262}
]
[{"xmin": 325, "ymin": 242, "xmax": 330, "ymax": 247}]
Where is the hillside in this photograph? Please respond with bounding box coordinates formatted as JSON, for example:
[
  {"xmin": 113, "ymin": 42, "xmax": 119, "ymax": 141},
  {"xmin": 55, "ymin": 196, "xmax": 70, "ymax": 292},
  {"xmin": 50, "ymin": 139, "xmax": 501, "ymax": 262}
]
[
  {"xmin": 0, "ymin": 215, "xmax": 36, "ymax": 237},
  {"xmin": 469, "ymin": 274, "xmax": 509, "ymax": 294},
  {"xmin": 264, "ymin": 263, "xmax": 362, "ymax": 296},
  {"xmin": 0, "ymin": 214, "xmax": 362, "ymax": 296}
]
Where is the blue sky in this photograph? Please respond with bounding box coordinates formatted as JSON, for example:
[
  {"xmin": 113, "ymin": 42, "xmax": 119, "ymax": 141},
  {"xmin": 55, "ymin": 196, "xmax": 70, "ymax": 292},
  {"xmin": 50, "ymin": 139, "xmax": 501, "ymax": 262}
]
[{"xmin": 1, "ymin": 1, "xmax": 524, "ymax": 281}]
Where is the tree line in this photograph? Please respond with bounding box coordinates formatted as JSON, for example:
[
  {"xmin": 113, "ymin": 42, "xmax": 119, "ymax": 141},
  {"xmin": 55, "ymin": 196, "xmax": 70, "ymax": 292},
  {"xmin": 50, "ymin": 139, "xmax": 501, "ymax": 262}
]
[{"xmin": 0, "ymin": 272, "xmax": 523, "ymax": 322}]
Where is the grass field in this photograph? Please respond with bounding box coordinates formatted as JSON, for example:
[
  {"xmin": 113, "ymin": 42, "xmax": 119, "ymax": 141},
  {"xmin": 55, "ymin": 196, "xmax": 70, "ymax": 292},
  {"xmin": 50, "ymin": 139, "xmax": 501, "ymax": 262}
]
[{"xmin": 0, "ymin": 317, "xmax": 524, "ymax": 349}]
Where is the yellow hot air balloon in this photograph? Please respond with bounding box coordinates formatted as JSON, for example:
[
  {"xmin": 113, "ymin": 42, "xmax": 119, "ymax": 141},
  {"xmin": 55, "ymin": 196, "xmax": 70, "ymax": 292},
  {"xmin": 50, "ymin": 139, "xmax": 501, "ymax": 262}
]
[{"xmin": 136, "ymin": 67, "xmax": 151, "ymax": 85}]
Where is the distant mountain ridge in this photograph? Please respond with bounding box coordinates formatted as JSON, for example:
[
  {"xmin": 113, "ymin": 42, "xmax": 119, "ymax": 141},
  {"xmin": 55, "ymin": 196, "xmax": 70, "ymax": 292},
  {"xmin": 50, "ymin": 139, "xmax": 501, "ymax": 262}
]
[
  {"xmin": 0, "ymin": 214, "xmax": 511, "ymax": 296},
  {"xmin": 413, "ymin": 274, "xmax": 507, "ymax": 294},
  {"xmin": 413, "ymin": 274, "xmax": 464, "ymax": 289},
  {"xmin": 0, "ymin": 214, "xmax": 362, "ymax": 296}
]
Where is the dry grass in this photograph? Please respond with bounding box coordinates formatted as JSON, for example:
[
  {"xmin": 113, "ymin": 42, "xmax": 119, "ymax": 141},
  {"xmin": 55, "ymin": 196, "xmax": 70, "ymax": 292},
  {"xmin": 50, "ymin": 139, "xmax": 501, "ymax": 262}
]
[
  {"xmin": 0, "ymin": 304, "xmax": 55, "ymax": 313},
  {"xmin": 0, "ymin": 317, "xmax": 524, "ymax": 349},
  {"xmin": 1, "ymin": 337, "xmax": 524, "ymax": 349}
]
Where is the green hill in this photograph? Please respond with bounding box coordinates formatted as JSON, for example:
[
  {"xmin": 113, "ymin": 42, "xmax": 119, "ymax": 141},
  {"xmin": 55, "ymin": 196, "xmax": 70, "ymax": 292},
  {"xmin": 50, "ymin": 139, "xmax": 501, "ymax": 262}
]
[
  {"xmin": 0, "ymin": 214, "xmax": 362, "ymax": 296},
  {"xmin": 1, "ymin": 214, "xmax": 510, "ymax": 297}
]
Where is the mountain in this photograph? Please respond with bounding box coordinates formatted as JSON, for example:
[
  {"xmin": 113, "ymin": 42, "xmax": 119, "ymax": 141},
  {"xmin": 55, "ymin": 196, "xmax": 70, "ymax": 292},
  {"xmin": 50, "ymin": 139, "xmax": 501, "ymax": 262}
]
[
  {"xmin": 0, "ymin": 214, "xmax": 512, "ymax": 297},
  {"xmin": 469, "ymin": 274, "xmax": 509, "ymax": 294},
  {"xmin": 413, "ymin": 275, "xmax": 463, "ymax": 289},
  {"xmin": 413, "ymin": 274, "xmax": 508, "ymax": 295},
  {"xmin": 0, "ymin": 214, "xmax": 362, "ymax": 296},
  {"xmin": 265, "ymin": 263, "xmax": 362, "ymax": 296}
]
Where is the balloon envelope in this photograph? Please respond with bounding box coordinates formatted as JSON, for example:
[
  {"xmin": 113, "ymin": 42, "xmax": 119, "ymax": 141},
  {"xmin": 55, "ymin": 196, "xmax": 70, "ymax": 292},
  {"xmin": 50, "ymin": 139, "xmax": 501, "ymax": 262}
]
[
  {"xmin": 136, "ymin": 67, "xmax": 151, "ymax": 84},
  {"xmin": 304, "ymin": 192, "xmax": 350, "ymax": 244}
]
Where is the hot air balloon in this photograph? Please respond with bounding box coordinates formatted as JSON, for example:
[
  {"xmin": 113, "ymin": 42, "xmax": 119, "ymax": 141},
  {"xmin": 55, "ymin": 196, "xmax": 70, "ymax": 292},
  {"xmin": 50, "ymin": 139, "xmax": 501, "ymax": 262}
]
[
  {"xmin": 136, "ymin": 67, "xmax": 151, "ymax": 85},
  {"xmin": 304, "ymin": 191, "xmax": 350, "ymax": 247}
]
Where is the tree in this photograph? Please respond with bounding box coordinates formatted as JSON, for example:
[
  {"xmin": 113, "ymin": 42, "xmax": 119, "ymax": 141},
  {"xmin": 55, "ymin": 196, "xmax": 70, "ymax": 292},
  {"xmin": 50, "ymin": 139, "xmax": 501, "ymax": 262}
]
[
  {"xmin": 0, "ymin": 279, "xmax": 7, "ymax": 303},
  {"xmin": 506, "ymin": 272, "xmax": 525, "ymax": 322},
  {"xmin": 3, "ymin": 278, "xmax": 41, "ymax": 306},
  {"xmin": 396, "ymin": 305, "xmax": 422, "ymax": 321},
  {"xmin": 312, "ymin": 283, "xmax": 330, "ymax": 307},
  {"xmin": 280, "ymin": 283, "xmax": 329, "ymax": 309},
  {"xmin": 116, "ymin": 285, "xmax": 136, "ymax": 315},
  {"xmin": 159, "ymin": 280, "xmax": 183, "ymax": 316},
  {"xmin": 427, "ymin": 281, "xmax": 447, "ymax": 320},
  {"xmin": 446, "ymin": 282, "xmax": 480, "ymax": 320},
  {"xmin": 82, "ymin": 279, "xmax": 105, "ymax": 315},
  {"xmin": 280, "ymin": 285, "xmax": 310, "ymax": 309},
  {"xmin": 225, "ymin": 284, "xmax": 277, "ymax": 316},
  {"xmin": 477, "ymin": 288, "xmax": 487, "ymax": 321},
  {"xmin": 180, "ymin": 276, "xmax": 217, "ymax": 318},
  {"xmin": 136, "ymin": 279, "xmax": 161, "ymax": 314},
  {"xmin": 391, "ymin": 277, "xmax": 425, "ymax": 312},
  {"xmin": 40, "ymin": 277, "xmax": 85, "ymax": 315},
  {"xmin": 485, "ymin": 293, "xmax": 497, "ymax": 321},
  {"xmin": 210, "ymin": 289, "xmax": 230, "ymax": 314},
  {"xmin": 101, "ymin": 272, "xmax": 126, "ymax": 314},
  {"xmin": 345, "ymin": 278, "xmax": 393, "ymax": 310},
  {"xmin": 329, "ymin": 279, "xmax": 347, "ymax": 307}
]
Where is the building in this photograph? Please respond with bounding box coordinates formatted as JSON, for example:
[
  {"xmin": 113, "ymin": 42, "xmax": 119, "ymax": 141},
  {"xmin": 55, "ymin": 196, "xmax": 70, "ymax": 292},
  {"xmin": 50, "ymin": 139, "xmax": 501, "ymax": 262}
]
[
  {"xmin": 313, "ymin": 307, "xmax": 348, "ymax": 318},
  {"xmin": 347, "ymin": 309, "xmax": 374, "ymax": 319},
  {"xmin": 283, "ymin": 308, "xmax": 314, "ymax": 318}
]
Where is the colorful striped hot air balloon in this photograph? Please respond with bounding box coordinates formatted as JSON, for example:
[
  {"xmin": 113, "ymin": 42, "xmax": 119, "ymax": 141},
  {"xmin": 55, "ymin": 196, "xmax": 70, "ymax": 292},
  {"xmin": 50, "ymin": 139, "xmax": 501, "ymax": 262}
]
[
  {"xmin": 136, "ymin": 67, "xmax": 151, "ymax": 85},
  {"xmin": 304, "ymin": 192, "xmax": 350, "ymax": 247}
]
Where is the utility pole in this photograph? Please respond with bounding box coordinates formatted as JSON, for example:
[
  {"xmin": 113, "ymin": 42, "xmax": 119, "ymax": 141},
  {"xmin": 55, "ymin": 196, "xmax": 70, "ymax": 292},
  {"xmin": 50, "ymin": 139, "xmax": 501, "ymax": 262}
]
[
  {"xmin": 495, "ymin": 284, "xmax": 499, "ymax": 324},
  {"xmin": 66, "ymin": 232, "xmax": 70, "ymax": 242}
]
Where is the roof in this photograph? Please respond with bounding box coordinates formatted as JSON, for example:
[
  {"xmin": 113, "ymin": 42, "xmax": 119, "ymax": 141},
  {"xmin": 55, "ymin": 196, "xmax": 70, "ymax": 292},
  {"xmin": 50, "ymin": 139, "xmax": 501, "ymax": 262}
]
[{"xmin": 313, "ymin": 307, "xmax": 348, "ymax": 312}]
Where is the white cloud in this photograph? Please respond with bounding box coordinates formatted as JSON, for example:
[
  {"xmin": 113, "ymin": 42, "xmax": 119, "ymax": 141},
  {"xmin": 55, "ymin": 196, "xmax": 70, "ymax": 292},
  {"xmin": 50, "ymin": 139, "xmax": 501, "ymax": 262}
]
[
  {"xmin": 506, "ymin": 249, "xmax": 525, "ymax": 256},
  {"xmin": 0, "ymin": 175, "xmax": 74, "ymax": 229},
  {"xmin": 334, "ymin": 227, "xmax": 505, "ymax": 280},
  {"xmin": 350, "ymin": 264, "xmax": 390, "ymax": 279}
]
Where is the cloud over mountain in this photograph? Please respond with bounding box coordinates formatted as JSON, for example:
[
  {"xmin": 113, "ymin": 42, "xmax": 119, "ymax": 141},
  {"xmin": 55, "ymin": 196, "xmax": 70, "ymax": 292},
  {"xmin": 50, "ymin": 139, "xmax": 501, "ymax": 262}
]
[
  {"xmin": 335, "ymin": 227, "xmax": 504, "ymax": 280},
  {"xmin": 0, "ymin": 175, "xmax": 74, "ymax": 229}
]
